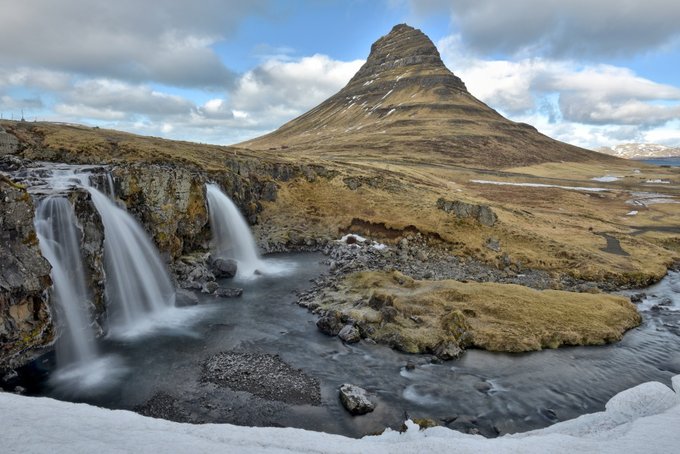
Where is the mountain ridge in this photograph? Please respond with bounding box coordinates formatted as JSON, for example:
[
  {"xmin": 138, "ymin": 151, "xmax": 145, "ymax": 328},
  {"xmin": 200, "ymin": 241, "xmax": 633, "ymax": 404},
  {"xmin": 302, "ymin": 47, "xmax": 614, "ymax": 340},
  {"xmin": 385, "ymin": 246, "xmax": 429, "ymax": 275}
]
[{"xmin": 597, "ymin": 143, "xmax": 680, "ymax": 159}]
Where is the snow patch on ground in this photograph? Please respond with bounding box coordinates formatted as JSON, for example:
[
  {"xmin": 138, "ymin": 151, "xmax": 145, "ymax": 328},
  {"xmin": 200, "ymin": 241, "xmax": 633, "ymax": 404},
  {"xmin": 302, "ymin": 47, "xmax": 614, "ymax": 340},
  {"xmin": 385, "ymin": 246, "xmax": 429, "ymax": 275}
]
[
  {"xmin": 646, "ymin": 179, "xmax": 671, "ymax": 184},
  {"xmin": 626, "ymin": 192, "xmax": 679, "ymax": 207},
  {"xmin": 470, "ymin": 180, "xmax": 610, "ymax": 192},
  {"xmin": 592, "ymin": 176, "xmax": 620, "ymax": 182},
  {"xmin": 1, "ymin": 376, "xmax": 679, "ymax": 453},
  {"xmin": 626, "ymin": 211, "xmax": 638, "ymax": 216},
  {"xmin": 339, "ymin": 234, "xmax": 366, "ymax": 243}
]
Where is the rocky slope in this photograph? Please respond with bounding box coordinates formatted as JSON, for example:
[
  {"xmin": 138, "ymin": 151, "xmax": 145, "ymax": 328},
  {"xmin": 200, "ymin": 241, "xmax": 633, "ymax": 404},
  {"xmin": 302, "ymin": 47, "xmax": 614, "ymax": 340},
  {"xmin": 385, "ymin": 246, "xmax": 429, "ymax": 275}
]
[
  {"xmin": 597, "ymin": 143, "xmax": 680, "ymax": 159},
  {"xmin": 0, "ymin": 175, "xmax": 53, "ymax": 369},
  {"xmin": 239, "ymin": 24, "xmax": 616, "ymax": 169}
]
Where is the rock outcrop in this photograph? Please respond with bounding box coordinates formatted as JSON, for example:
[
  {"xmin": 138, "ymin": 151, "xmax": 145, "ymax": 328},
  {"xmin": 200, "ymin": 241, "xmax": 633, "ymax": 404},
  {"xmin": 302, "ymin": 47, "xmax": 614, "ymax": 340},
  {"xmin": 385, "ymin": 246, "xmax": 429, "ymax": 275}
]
[
  {"xmin": 0, "ymin": 176, "xmax": 53, "ymax": 370},
  {"xmin": 436, "ymin": 198, "xmax": 497, "ymax": 226},
  {"xmin": 338, "ymin": 384, "xmax": 375, "ymax": 415}
]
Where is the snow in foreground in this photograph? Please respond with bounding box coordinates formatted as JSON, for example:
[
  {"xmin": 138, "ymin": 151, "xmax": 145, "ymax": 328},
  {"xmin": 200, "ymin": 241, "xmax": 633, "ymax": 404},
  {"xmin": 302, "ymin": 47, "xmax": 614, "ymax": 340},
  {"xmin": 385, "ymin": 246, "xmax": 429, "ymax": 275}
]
[{"xmin": 1, "ymin": 375, "xmax": 679, "ymax": 454}]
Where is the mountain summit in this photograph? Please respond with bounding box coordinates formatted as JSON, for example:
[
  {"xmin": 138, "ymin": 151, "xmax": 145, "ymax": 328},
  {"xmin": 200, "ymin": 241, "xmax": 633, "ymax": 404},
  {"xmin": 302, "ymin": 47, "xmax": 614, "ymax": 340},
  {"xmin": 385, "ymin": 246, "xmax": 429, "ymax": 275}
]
[{"xmin": 239, "ymin": 24, "xmax": 611, "ymax": 168}]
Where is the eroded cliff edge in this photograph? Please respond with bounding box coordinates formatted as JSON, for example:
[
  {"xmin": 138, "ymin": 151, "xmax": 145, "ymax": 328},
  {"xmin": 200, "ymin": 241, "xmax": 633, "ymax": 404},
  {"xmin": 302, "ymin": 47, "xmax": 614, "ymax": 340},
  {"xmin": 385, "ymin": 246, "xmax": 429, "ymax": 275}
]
[{"xmin": 0, "ymin": 175, "xmax": 53, "ymax": 369}]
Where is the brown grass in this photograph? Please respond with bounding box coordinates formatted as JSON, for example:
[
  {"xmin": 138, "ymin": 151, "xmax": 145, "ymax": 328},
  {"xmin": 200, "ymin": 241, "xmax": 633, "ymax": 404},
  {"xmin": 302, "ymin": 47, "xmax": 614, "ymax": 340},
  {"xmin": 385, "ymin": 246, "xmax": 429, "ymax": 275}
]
[{"xmin": 314, "ymin": 271, "xmax": 641, "ymax": 353}]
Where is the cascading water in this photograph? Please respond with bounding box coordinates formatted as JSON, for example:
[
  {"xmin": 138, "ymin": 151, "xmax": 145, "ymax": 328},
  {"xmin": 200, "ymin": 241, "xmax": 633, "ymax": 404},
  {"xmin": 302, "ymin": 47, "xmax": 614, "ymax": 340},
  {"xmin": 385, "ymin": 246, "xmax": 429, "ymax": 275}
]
[
  {"xmin": 206, "ymin": 183, "xmax": 268, "ymax": 278},
  {"xmin": 35, "ymin": 197, "xmax": 97, "ymax": 367},
  {"xmin": 34, "ymin": 195, "xmax": 125, "ymax": 392},
  {"xmin": 86, "ymin": 187, "xmax": 176, "ymax": 336}
]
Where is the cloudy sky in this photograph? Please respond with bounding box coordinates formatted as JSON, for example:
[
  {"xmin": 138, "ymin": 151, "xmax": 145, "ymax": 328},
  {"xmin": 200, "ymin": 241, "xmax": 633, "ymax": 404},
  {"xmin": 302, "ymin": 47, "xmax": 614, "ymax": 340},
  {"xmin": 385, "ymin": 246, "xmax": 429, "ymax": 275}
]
[{"xmin": 1, "ymin": 0, "xmax": 679, "ymax": 149}]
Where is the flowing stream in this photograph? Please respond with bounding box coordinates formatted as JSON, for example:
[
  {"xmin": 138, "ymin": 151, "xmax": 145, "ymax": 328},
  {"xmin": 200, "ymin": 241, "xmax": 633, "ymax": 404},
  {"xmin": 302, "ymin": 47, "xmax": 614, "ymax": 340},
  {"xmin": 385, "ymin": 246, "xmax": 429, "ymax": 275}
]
[
  {"xmin": 5, "ymin": 163, "xmax": 680, "ymax": 438},
  {"xmin": 9, "ymin": 255, "xmax": 680, "ymax": 438}
]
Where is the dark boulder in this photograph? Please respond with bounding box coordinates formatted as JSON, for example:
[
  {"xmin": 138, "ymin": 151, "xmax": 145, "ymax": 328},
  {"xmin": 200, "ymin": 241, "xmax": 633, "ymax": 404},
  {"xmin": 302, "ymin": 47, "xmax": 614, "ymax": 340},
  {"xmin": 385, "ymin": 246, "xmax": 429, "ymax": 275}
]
[
  {"xmin": 212, "ymin": 258, "xmax": 238, "ymax": 279},
  {"xmin": 316, "ymin": 312, "xmax": 343, "ymax": 336}
]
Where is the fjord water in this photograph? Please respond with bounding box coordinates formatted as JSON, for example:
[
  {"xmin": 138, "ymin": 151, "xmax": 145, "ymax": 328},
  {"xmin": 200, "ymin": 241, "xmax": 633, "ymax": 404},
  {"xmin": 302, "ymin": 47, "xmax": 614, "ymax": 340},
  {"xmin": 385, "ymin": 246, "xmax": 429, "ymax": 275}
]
[
  {"xmin": 87, "ymin": 187, "xmax": 177, "ymax": 337},
  {"xmin": 205, "ymin": 183, "xmax": 267, "ymax": 278}
]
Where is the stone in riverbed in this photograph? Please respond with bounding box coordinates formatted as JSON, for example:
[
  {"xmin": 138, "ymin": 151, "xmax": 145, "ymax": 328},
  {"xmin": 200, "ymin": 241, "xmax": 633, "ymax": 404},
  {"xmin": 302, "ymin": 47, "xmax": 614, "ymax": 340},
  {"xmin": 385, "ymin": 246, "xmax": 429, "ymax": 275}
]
[
  {"xmin": 339, "ymin": 384, "xmax": 375, "ymax": 415},
  {"xmin": 338, "ymin": 324, "xmax": 361, "ymax": 343},
  {"xmin": 434, "ymin": 340, "xmax": 463, "ymax": 360},
  {"xmin": 212, "ymin": 258, "xmax": 238, "ymax": 278},
  {"xmin": 176, "ymin": 288, "xmax": 199, "ymax": 306},
  {"xmin": 316, "ymin": 312, "xmax": 343, "ymax": 336},
  {"xmin": 215, "ymin": 287, "xmax": 243, "ymax": 298}
]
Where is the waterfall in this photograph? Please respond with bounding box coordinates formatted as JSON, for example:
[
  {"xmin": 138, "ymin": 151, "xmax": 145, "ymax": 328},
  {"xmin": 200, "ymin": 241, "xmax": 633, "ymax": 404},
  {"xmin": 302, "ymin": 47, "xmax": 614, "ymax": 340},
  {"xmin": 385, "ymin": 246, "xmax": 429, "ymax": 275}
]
[
  {"xmin": 35, "ymin": 195, "xmax": 126, "ymax": 392},
  {"xmin": 87, "ymin": 187, "xmax": 176, "ymax": 335},
  {"xmin": 205, "ymin": 184, "xmax": 267, "ymax": 279},
  {"xmin": 35, "ymin": 197, "xmax": 98, "ymax": 367}
]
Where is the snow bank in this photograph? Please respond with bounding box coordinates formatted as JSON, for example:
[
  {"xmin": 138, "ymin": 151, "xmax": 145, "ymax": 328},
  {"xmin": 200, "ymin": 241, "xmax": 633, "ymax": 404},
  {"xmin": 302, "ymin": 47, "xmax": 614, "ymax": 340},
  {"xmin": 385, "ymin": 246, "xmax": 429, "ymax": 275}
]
[
  {"xmin": 646, "ymin": 179, "xmax": 671, "ymax": 184},
  {"xmin": 470, "ymin": 180, "xmax": 610, "ymax": 192},
  {"xmin": 592, "ymin": 176, "xmax": 620, "ymax": 182},
  {"xmin": 1, "ymin": 375, "xmax": 679, "ymax": 453}
]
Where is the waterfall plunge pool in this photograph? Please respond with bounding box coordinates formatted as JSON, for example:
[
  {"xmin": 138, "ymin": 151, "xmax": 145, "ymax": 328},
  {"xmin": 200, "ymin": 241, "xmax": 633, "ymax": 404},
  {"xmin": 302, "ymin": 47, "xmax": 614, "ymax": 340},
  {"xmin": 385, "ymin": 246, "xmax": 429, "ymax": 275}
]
[{"xmin": 6, "ymin": 253, "xmax": 680, "ymax": 439}]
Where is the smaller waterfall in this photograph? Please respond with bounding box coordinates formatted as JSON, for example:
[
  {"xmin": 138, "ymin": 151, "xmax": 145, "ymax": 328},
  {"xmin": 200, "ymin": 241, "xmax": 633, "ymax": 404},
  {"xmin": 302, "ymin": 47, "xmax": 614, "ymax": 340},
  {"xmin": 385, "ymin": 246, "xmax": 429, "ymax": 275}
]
[
  {"xmin": 35, "ymin": 197, "xmax": 97, "ymax": 367},
  {"xmin": 206, "ymin": 184, "xmax": 268, "ymax": 279},
  {"xmin": 87, "ymin": 187, "xmax": 176, "ymax": 336}
]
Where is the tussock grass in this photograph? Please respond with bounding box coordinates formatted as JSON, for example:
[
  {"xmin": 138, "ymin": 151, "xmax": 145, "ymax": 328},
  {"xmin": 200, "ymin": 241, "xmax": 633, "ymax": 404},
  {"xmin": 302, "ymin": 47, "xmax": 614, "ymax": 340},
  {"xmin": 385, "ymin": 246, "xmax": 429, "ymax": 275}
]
[{"xmin": 317, "ymin": 271, "xmax": 641, "ymax": 353}]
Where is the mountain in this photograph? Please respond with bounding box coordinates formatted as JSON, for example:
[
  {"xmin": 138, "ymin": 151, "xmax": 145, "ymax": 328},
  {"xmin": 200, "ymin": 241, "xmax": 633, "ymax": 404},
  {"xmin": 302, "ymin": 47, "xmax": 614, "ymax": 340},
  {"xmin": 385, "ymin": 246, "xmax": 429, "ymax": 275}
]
[
  {"xmin": 597, "ymin": 143, "xmax": 680, "ymax": 159},
  {"xmin": 239, "ymin": 24, "xmax": 615, "ymax": 168}
]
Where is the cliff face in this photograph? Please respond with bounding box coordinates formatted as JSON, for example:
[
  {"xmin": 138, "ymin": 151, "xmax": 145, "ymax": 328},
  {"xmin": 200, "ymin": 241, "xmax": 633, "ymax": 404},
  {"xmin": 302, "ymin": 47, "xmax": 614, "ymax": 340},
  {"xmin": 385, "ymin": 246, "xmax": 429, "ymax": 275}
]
[{"xmin": 0, "ymin": 176, "xmax": 53, "ymax": 369}]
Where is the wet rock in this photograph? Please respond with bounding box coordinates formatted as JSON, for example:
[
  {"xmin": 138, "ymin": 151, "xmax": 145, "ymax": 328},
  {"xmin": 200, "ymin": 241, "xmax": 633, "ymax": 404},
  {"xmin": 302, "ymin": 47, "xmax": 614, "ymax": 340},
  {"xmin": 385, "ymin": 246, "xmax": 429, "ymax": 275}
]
[
  {"xmin": 316, "ymin": 312, "xmax": 343, "ymax": 336},
  {"xmin": 474, "ymin": 381, "xmax": 492, "ymax": 394},
  {"xmin": 338, "ymin": 384, "xmax": 375, "ymax": 415},
  {"xmin": 630, "ymin": 293, "xmax": 646, "ymax": 304},
  {"xmin": 215, "ymin": 287, "xmax": 243, "ymax": 298},
  {"xmin": 112, "ymin": 164, "xmax": 210, "ymax": 259},
  {"xmin": 0, "ymin": 175, "xmax": 53, "ymax": 370},
  {"xmin": 338, "ymin": 324, "xmax": 361, "ymax": 343},
  {"xmin": 434, "ymin": 340, "xmax": 463, "ymax": 361},
  {"xmin": 176, "ymin": 288, "xmax": 199, "ymax": 306},
  {"xmin": 658, "ymin": 297, "xmax": 673, "ymax": 307},
  {"xmin": 202, "ymin": 281, "xmax": 219, "ymax": 294},
  {"xmin": 212, "ymin": 258, "xmax": 238, "ymax": 279},
  {"xmin": 405, "ymin": 360, "xmax": 416, "ymax": 371}
]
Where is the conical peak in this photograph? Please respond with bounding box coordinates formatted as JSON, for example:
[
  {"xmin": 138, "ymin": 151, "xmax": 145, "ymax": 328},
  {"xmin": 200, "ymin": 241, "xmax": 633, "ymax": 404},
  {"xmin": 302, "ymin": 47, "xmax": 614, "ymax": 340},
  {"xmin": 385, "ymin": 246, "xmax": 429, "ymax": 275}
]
[
  {"xmin": 345, "ymin": 23, "xmax": 466, "ymax": 93},
  {"xmin": 368, "ymin": 24, "xmax": 442, "ymax": 67}
]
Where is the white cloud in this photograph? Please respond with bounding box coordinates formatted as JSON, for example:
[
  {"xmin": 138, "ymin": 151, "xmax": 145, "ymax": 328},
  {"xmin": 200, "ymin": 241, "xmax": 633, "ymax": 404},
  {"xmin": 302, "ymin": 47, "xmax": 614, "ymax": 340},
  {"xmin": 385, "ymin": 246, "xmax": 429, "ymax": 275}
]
[
  {"xmin": 406, "ymin": 0, "xmax": 680, "ymax": 58},
  {"xmin": 0, "ymin": 0, "xmax": 270, "ymax": 88},
  {"xmin": 225, "ymin": 54, "xmax": 364, "ymax": 132},
  {"xmin": 438, "ymin": 35, "xmax": 680, "ymax": 147}
]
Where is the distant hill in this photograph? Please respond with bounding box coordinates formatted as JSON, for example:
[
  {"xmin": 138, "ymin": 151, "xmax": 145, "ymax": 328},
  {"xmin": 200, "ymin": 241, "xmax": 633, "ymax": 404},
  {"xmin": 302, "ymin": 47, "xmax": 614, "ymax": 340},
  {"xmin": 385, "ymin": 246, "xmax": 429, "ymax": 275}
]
[
  {"xmin": 238, "ymin": 24, "xmax": 618, "ymax": 169},
  {"xmin": 597, "ymin": 143, "xmax": 680, "ymax": 160}
]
